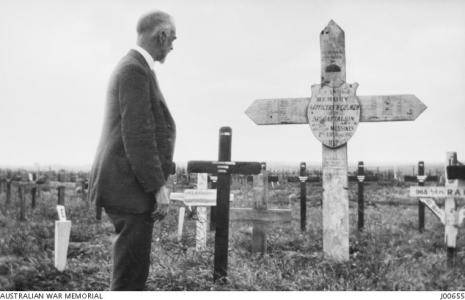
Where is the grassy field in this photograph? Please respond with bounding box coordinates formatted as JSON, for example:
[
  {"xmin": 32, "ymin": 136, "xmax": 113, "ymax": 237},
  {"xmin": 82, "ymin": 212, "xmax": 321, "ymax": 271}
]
[{"xmin": 0, "ymin": 181, "xmax": 464, "ymax": 291}]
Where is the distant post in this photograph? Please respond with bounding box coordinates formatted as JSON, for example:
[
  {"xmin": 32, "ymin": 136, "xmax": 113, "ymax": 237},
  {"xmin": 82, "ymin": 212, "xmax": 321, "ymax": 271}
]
[
  {"xmin": 18, "ymin": 185, "xmax": 26, "ymax": 221},
  {"xmin": 357, "ymin": 161, "xmax": 365, "ymax": 231},
  {"xmin": 57, "ymin": 172, "xmax": 65, "ymax": 206},
  {"xmin": 299, "ymin": 162, "xmax": 307, "ymax": 231},
  {"xmin": 417, "ymin": 161, "xmax": 426, "ymax": 232},
  {"xmin": 6, "ymin": 174, "xmax": 11, "ymax": 206}
]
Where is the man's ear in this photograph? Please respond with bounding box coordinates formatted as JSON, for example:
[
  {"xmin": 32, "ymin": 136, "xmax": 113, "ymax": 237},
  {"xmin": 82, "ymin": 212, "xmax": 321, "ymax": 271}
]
[{"xmin": 157, "ymin": 30, "xmax": 168, "ymax": 45}]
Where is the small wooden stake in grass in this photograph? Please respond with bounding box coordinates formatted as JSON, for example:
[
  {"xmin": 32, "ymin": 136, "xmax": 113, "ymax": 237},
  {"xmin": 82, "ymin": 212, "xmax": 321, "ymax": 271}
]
[
  {"xmin": 417, "ymin": 161, "xmax": 426, "ymax": 233},
  {"xmin": 187, "ymin": 127, "xmax": 262, "ymax": 282},
  {"xmin": 357, "ymin": 161, "xmax": 365, "ymax": 231},
  {"xmin": 54, "ymin": 205, "xmax": 71, "ymax": 272}
]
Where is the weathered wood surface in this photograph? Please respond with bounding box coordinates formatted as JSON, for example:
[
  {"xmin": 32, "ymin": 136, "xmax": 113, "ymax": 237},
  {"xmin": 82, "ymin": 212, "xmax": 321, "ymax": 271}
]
[
  {"xmin": 245, "ymin": 98, "xmax": 309, "ymax": 125},
  {"xmin": 410, "ymin": 187, "xmax": 465, "ymax": 199},
  {"xmin": 54, "ymin": 220, "xmax": 72, "ymax": 271},
  {"xmin": 358, "ymin": 95, "xmax": 426, "ymax": 122},
  {"xmin": 320, "ymin": 20, "xmax": 349, "ymax": 261},
  {"xmin": 195, "ymin": 174, "xmax": 208, "ymax": 251},
  {"xmin": 230, "ymin": 208, "xmax": 292, "ymax": 223},
  {"xmin": 322, "ymin": 144, "xmax": 349, "ymax": 261},
  {"xmin": 419, "ymin": 198, "xmax": 445, "ymax": 224},
  {"xmin": 170, "ymin": 190, "xmax": 234, "ymax": 206}
]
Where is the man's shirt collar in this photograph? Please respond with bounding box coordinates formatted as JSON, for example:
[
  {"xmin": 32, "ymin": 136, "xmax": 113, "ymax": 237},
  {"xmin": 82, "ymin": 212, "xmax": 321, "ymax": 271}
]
[{"xmin": 132, "ymin": 45, "xmax": 155, "ymax": 70}]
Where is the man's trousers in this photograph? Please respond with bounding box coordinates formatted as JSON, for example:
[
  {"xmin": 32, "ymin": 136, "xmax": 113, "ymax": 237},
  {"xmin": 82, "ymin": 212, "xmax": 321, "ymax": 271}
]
[{"xmin": 106, "ymin": 210, "xmax": 154, "ymax": 291}]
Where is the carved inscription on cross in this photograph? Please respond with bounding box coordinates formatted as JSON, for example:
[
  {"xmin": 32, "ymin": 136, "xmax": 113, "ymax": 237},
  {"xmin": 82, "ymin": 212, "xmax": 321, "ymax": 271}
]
[{"xmin": 246, "ymin": 20, "xmax": 427, "ymax": 261}]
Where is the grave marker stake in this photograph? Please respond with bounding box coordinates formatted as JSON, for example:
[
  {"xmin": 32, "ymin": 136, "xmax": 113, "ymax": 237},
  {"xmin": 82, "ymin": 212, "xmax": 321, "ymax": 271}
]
[
  {"xmin": 299, "ymin": 162, "xmax": 307, "ymax": 232},
  {"xmin": 418, "ymin": 161, "xmax": 426, "ymax": 233},
  {"xmin": 357, "ymin": 161, "xmax": 365, "ymax": 231},
  {"xmin": 57, "ymin": 173, "xmax": 65, "ymax": 206},
  {"xmin": 18, "ymin": 185, "xmax": 26, "ymax": 221},
  {"xmin": 6, "ymin": 179, "xmax": 11, "ymax": 206}
]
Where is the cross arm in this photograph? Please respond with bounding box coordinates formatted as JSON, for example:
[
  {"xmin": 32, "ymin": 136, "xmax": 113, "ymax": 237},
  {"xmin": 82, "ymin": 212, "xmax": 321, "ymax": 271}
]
[
  {"xmin": 245, "ymin": 98, "xmax": 310, "ymax": 125},
  {"xmin": 419, "ymin": 198, "xmax": 445, "ymax": 224},
  {"xmin": 230, "ymin": 207, "xmax": 292, "ymax": 223},
  {"xmin": 358, "ymin": 95, "xmax": 426, "ymax": 122},
  {"xmin": 188, "ymin": 161, "xmax": 262, "ymax": 175}
]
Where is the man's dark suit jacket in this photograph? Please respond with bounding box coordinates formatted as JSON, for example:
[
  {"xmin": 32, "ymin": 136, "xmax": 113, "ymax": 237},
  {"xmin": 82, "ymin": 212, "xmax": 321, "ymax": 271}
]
[{"xmin": 89, "ymin": 50, "xmax": 176, "ymax": 215}]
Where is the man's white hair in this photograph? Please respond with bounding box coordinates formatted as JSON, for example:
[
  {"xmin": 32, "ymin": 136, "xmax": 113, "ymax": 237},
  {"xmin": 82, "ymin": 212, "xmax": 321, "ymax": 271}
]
[{"xmin": 136, "ymin": 11, "xmax": 174, "ymax": 35}]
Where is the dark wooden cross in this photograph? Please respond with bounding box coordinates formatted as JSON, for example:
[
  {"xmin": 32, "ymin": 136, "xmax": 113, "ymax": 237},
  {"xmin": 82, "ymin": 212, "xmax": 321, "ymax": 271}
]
[
  {"xmin": 230, "ymin": 163, "xmax": 292, "ymax": 255},
  {"xmin": 187, "ymin": 126, "xmax": 262, "ymax": 282},
  {"xmin": 246, "ymin": 20, "xmax": 426, "ymax": 261}
]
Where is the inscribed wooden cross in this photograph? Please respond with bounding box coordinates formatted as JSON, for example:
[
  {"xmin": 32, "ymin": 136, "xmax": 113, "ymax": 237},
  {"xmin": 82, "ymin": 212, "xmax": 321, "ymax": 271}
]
[
  {"xmin": 170, "ymin": 173, "xmax": 234, "ymax": 250},
  {"xmin": 230, "ymin": 163, "xmax": 292, "ymax": 255},
  {"xmin": 409, "ymin": 152, "xmax": 465, "ymax": 267},
  {"xmin": 246, "ymin": 20, "xmax": 427, "ymax": 261},
  {"xmin": 187, "ymin": 126, "xmax": 262, "ymax": 282}
]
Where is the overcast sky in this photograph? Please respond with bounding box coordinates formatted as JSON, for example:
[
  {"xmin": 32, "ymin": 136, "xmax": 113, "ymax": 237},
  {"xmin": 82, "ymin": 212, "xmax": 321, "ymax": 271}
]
[{"xmin": 1, "ymin": 0, "xmax": 464, "ymax": 169}]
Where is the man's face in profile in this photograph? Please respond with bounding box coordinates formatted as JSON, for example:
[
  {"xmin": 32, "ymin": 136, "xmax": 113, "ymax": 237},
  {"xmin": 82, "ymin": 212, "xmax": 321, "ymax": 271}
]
[{"xmin": 159, "ymin": 28, "xmax": 176, "ymax": 63}]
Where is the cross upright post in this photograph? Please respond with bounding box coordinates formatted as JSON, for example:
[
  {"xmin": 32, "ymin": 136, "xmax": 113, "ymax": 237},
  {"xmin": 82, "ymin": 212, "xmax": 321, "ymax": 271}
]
[
  {"xmin": 187, "ymin": 127, "xmax": 262, "ymax": 282},
  {"xmin": 246, "ymin": 20, "xmax": 426, "ymax": 261}
]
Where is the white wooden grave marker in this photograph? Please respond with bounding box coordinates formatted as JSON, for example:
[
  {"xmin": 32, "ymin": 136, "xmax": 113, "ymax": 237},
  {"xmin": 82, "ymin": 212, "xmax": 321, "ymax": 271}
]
[
  {"xmin": 170, "ymin": 173, "xmax": 234, "ymax": 250},
  {"xmin": 246, "ymin": 20, "xmax": 426, "ymax": 261},
  {"xmin": 54, "ymin": 205, "xmax": 71, "ymax": 271},
  {"xmin": 409, "ymin": 152, "xmax": 465, "ymax": 266}
]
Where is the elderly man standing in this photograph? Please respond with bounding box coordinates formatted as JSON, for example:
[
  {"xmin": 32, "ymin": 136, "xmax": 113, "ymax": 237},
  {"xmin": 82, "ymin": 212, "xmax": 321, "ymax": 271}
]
[{"xmin": 89, "ymin": 11, "xmax": 177, "ymax": 290}]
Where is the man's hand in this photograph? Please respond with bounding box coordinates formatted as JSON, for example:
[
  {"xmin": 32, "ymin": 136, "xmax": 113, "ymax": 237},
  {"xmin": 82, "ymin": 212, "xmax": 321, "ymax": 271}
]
[{"xmin": 152, "ymin": 185, "xmax": 170, "ymax": 222}]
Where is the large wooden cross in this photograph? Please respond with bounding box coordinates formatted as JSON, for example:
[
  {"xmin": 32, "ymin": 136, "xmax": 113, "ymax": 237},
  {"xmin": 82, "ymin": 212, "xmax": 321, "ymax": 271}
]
[
  {"xmin": 246, "ymin": 20, "xmax": 427, "ymax": 261},
  {"xmin": 187, "ymin": 127, "xmax": 262, "ymax": 282}
]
